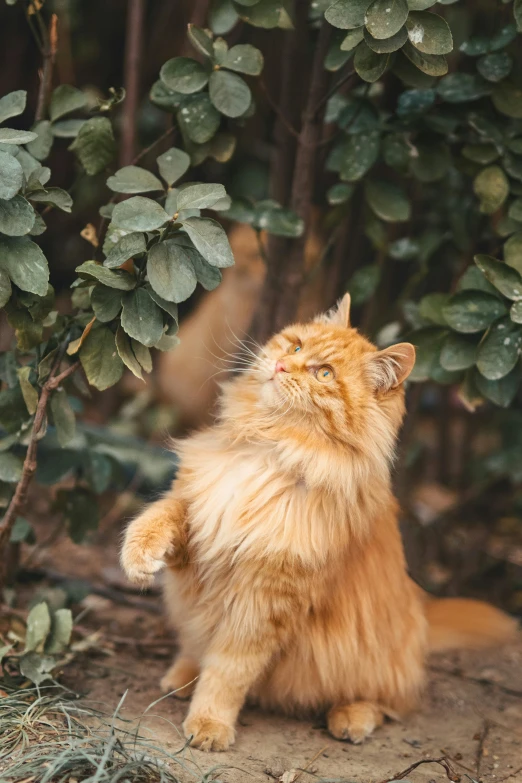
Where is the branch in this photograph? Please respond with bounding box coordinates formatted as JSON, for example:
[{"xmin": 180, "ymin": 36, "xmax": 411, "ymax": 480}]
[
  {"xmin": 377, "ymin": 756, "xmax": 461, "ymax": 783},
  {"xmin": 120, "ymin": 0, "xmax": 146, "ymax": 166},
  {"xmin": 35, "ymin": 13, "xmax": 58, "ymax": 122},
  {"xmin": 0, "ymin": 359, "xmax": 80, "ymax": 586}
]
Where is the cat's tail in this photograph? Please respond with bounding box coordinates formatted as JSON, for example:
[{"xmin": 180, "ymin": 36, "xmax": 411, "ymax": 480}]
[{"xmin": 424, "ymin": 595, "xmax": 519, "ymax": 652}]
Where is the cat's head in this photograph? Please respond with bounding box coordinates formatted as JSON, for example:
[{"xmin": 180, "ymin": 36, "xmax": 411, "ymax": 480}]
[{"xmin": 224, "ymin": 294, "xmax": 415, "ymax": 447}]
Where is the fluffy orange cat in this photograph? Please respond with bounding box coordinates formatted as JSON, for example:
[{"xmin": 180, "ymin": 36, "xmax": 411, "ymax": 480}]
[{"xmin": 121, "ymin": 295, "xmax": 517, "ymax": 751}]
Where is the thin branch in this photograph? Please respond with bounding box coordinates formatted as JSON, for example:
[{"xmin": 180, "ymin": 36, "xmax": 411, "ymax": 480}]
[
  {"xmin": 259, "ymin": 78, "xmax": 300, "ymax": 139},
  {"xmin": 377, "ymin": 756, "xmax": 461, "ymax": 783},
  {"xmin": 35, "ymin": 13, "xmax": 58, "ymax": 122},
  {"xmin": 0, "ymin": 359, "xmax": 80, "ymax": 586},
  {"xmin": 120, "ymin": 0, "xmax": 146, "ymax": 165}
]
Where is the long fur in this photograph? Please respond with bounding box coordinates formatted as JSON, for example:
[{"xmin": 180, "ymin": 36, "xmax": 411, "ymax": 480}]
[{"xmin": 121, "ymin": 296, "xmax": 518, "ymax": 751}]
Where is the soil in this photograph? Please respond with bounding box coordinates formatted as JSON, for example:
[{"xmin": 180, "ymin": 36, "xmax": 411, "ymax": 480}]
[{"xmin": 21, "ymin": 516, "xmax": 522, "ymax": 783}]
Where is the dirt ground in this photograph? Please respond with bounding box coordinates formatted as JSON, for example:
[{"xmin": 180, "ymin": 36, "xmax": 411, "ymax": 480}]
[{"xmin": 19, "ymin": 521, "xmax": 518, "ymax": 783}]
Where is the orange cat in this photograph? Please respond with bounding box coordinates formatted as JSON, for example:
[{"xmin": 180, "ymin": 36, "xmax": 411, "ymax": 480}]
[{"xmin": 121, "ymin": 295, "xmax": 517, "ymax": 751}]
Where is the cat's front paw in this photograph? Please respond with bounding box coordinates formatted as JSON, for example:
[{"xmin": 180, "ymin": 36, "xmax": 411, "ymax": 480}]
[
  {"xmin": 183, "ymin": 714, "xmax": 235, "ymax": 752},
  {"xmin": 120, "ymin": 522, "xmax": 175, "ymax": 586}
]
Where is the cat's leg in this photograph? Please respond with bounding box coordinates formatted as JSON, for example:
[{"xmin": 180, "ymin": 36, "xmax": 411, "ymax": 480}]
[
  {"xmin": 121, "ymin": 492, "xmax": 188, "ymax": 586},
  {"xmin": 327, "ymin": 702, "xmax": 384, "ymax": 744},
  {"xmin": 160, "ymin": 655, "xmax": 200, "ymax": 699}
]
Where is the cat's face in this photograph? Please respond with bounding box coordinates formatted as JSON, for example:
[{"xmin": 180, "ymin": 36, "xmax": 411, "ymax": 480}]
[{"xmin": 247, "ymin": 295, "xmax": 416, "ymax": 440}]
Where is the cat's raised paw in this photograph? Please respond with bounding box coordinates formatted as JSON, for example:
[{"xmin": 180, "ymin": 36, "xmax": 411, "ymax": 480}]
[
  {"xmin": 327, "ymin": 702, "xmax": 383, "ymax": 744},
  {"xmin": 183, "ymin": 714, "xmax": 235, "ymax": 752}
]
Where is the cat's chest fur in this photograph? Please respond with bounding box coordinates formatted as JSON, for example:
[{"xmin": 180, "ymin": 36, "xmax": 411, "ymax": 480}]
[{"xmin": 177, "ymin": 431, "xmax": 344, "ymax": 568}]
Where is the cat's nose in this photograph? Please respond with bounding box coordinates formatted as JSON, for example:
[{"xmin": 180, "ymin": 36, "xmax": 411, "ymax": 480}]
[{"xmin": 275, "ymin": 360, "xmax": 287, "ymax": 373}]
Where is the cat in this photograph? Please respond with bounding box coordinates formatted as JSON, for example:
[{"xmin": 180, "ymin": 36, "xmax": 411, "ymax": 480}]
[{"xmin": 120, "ymin": 293, "xmax": 517, "ymax": 751}]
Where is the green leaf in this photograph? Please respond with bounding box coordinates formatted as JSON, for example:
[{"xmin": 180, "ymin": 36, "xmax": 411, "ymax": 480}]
[
  {"xmin": 340, "ymin": 131, "xmax": 380, "ymax": 181},
  {"xmin": 115, "ymin": 326, "xmax": 144, "ymax": 380},
  {"xmin": 407, "ymin": 0, "xmax": 436, "ymax": 8},
  {"xmin": 234, "ymin": 0, "xmax": 292, "ymax": 29},
  {"xmin": 408, "ymin": 327, "xmax": 446, "ymax": 382},
  {"xmin": 490, "ymin": 23, "xmax": 517, "ymax": 52},
  {"xmin": 80, "ymin": 326, "xmax": 124, "ymax": 391},
  {"xmin": 177, "ymin": 183, "xmax": 227, "ymax": 211},
  {"xmin": 111, "ymin": 196, "xmax": 169, "ymax": 231},
  {"xmin": 0, "ymin": 452, "xmax": 22, "ymax": 483},
  {"xmin": 209, "ymin": 70, "xmax": 251, "ymax": 117},
  {"xmin": 402, "ymin": 42, "xmax": 448, "ymax": 75},
  {"xmin": 104, "ymin": 232, "xmax": 146, "ymax": 269},
  {"xmin": 156, "ymin": 147, "xmax": 190, "ymax": 186},
  {"xmin": 150, "ymin": 80, "xmax": 185, "ymax": 111},
  {"xmin": 0, "ymin": 150, "xmax": 23, "ymax": 199},
  {"xmin": 365, "ymin": 0, "xmax": 409, "ymax": 39},
  {"xmin": 25, "ymin": 121, "xmax": 53, "ymax": 160},
  {"xmin": 121, "ymin": 288, "xmax": 164, "ymax": 347},
  {"xmin": 45, "ymin": 608, "xmax": 73, "ymax": 654},
  {"xmin": 91, "ymin": 285, "xmax": 122, "ymax": 322},
  {"xmin": 473, "ymin": 166, "xmax": 509, "ymax": 214},
  {"xmin": 147, "ymin": 286, "xmax": 180, "ymax": 319},
  {"xmin": 69, "ymin": 117, "xmax": 116, "ymax": 175},
  {"xmin": 223, "ymin": 44, "xmax": 264, "ymax": 74},
  {"xmin": 10, "ymin": 517, "xmax": 35, "ymax": 544},
  {"xmin": 354, "ymin": 42, "xmax": 390, "ymax": 82},
  {"xmin": 443, "ymin": 290, "xmax": 507, "ymax": 333},
  {"xmin": 462, "ymin": 143, "xmax": 499, "ymax": 165},
  {"xmin": 510, "ymin": 300, "xmax": 522, "ymax": 324},
  {"xmin": 24, "ymin": 602, "xmax": 51, "ymax": 652},
  {"xmin": 340, "ymin": 27, "xmax": 365, "ymax": 50},
  {"xmin": 325, "ymin": 0, "xmax": 371, "ymax": 28},
  {"xmin": 327, "ymin": 182, "xmax": 354, "ymax": 205},
  {"xmin": 477, "ymin": 318, "xmax": 522, "ymax": 380},
  {"xmin": 396, "ymin": 87, "xmax": 436, "ymax": 116},
  {"xmin": 17, "ymin": 366, "xmax": 38, "ymax": 415},
  {"xmin": 252, "ymin": 203, "xmax": 304, "ymax": 237},
  {"xmin": 348, "ymin": 264, "xmax": 381, "ymax": 305},
  {"xmin": 51, "ymin": 118, "xmax": 86, "ymax": 138},
  {"xmin": 160, "ymin": 57, "xmax": 209, "ymax": 94},
  {"xmin": 187, "ymin": 24, "xmax": 214, "ymax": 58},
  {"xmin": 504, "ymin": 152, "xmax": 522, "ymax": 183},
  {"xmin": 19, "ymin": 652, "xmax": 56, "ymax": 686},
  {"xmin": 365, "ymin": 180, "xmax": 410, "ymax": 222},
  {"xmin": 438, "ymin": 73, "xmax": 492, "ymax": 104},
  {"xmin": 177, "ymin": 94, "xmax": 221, "ymax": 144},
  {"xmin": 510, "ymin": 199, "xmax": 522, "ymax": 223},
  {"xmin": 477, "ymin": 52, "xmax": 512, "ymax": 83},
  {"xmin": 0, "ymin": 129, "xmax": 37, "ymax": 144},
  {"xmin": 62, "ymin": 487, "xmax": 99, "ymax": 543},
  {"xmin": 50, "ymin": 85, "xmax": 87, "ymax": 122},
  {"xmin": 132, "ymin": 339, "xmax": 153, "ymax": 372},
  {"xmin": 392, "ymin": 51, "xmax": 437, "ymax": 86},
  {"xmin": 492, "ymin": 82, "xmax": 522, "ymax": 119},
  {"xmin": 29, "ymin": 188, "xmax": 73, "ymax": 213},
  {"xmin": 389, "ymin": 236, "xmax": 419, "ymax": 260},
  {"xmin": 440, "ymin": 334, "xmax": 478, "ymax": 371},
  {"xmin": 0, "ymin": 236, "xmax": 49, "ymax": 296},
  {"xmin": 0, "ymin": 90, "xmax": 26, "ymax": 124},
  {"xmin": 76, "ymin": 260, "xmax": 136, "ymax": 291},
  {"xmin": 0, "ymin": 196, "xmax": 35, "ymax": 236},
  {"xmin": 181, "ymin": 216, "xmax": 235, "ymax": 267},
  {"xmin": 106, "ymin": 166, "xmax": 164, "ymax": 194},
  {"xmin": 50, "ymin": 388, "xmax": 76, "ymax": 447},
  {"xmin": 191, "ymin": 254, "xmax": 223, "ymax": 291},
  {"xmin": 419, "ymin": 292, "xmax": 449, "ymax": 325},
  {"xmin": 147, "ymin": 240, "xmax": 198, "ymax": 302},
  {"xmin": 410, "ymin": 142, "xmax": 450, "ymax": 182},
  {"xmin": 0, "ymin": 269, "xmax": 12, "ymax": 308},
  {"xmin": 363, "ymin": 26, "xmax": 407, "ymax": 53},
  {"xmin": 209, "ymin": 0, "xmax": 239, "ymax": 34},
  {"xmin": 475, "ymin": 254, "xmax": 522, "ymax": 301},
  {"xmin": 406, "ymin": 11, "xmax": 452, "ymax": 55},
  {"xmin": 505, "ymin": 232, "xmax": 522, "ymax": 275}
]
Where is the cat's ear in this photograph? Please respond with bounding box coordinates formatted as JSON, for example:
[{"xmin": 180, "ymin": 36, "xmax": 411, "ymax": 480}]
[
  {"xmin": 367, "ymin": 343, "xmax": 416, "ymax": 392},
  {"xmin": 316, "ymin": 293, "xmax": 351, "ymax": 327}
]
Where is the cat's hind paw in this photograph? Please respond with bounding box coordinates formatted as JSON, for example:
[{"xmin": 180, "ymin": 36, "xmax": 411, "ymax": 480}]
[
  {"xmin": 183, "ymin": 714, "xmax": 235, "ymax": 752},
  {"xmin": 327, "ymin": 702, "xmax": 384, "ymax": 744}
]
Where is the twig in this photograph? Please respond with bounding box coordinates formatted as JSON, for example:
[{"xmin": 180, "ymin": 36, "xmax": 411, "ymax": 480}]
[
  {"xmin": 35, "ymin": 13, "xmax": 58, "ymax": 122},
  {"xmin": 259, "ymin": 78, "xmax": 300, "ymax": 139},
  {"xmin": 120, "ymin": 0, "xmax": 146, "ymax": 165},
  {"xmin": 313, "ymin": 66, "xmax": 357, "ymax": 118},
  {"xmin": 377, "ymin": 756, "xmax": 461, "ymax": 783},
  {"xmin": 0, "ymin": 360, "xmax": 80, "ymax": 587},
  {"xmin": 475, "ymin": 718, "xmax": 490, "ymax": 779},
  {"xmin": 294, "ymin": 745, "xmax": 328, "ymax": 782},
  {"xmin": 498, "ymin": 766, "xmax": 522, "ymax": 782}
]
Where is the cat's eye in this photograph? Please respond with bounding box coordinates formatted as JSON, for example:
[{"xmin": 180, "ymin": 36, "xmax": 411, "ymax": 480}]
[
  {"xmin": 316, "ymin": 366, "xmax": 334, "ymax": 383},
  {"xmin": 292, "ymin": 344, "xmax": 302, "ymax": 353}
]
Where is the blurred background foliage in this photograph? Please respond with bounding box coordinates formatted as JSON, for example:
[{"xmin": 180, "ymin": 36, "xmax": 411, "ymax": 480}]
[{"xmin": 0, "ymin": 0, "xmax": 521, "ymax": 634}]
